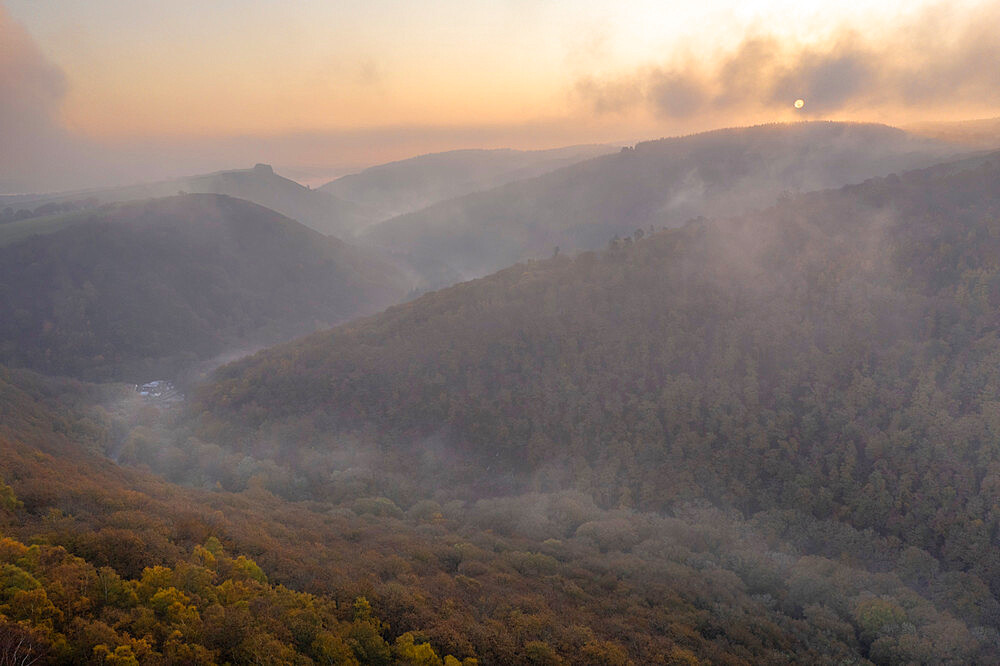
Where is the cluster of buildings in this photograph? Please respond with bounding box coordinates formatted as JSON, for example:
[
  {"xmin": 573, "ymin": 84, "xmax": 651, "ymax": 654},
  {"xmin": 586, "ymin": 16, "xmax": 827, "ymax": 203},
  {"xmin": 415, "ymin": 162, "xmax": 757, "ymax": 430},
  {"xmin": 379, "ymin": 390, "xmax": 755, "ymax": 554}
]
[{"xmin": 134, "ymin": 380, "xmax": 184, "ymax": 405}]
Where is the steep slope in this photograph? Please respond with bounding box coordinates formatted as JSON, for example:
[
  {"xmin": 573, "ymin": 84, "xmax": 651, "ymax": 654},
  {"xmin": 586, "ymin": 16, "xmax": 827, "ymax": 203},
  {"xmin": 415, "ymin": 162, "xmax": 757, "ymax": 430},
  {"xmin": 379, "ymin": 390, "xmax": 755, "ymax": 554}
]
[
  {"xmin": 1, "ymin": 163, "xmax": 370, "ymax": 238},
  {"xmin": 361, "ymin": 122, "xmax": 962, "ymax": 280},
  {"xmin": 198, "ymin": 152, "xmax": 1000, "ymax": 634},
  {"xmin": 322, "ymin": 145, "xmax": 618, "ymax": 222},
  {"xmin": 0, "ymin": 193, "xmax": 408, "ymax": 380}
]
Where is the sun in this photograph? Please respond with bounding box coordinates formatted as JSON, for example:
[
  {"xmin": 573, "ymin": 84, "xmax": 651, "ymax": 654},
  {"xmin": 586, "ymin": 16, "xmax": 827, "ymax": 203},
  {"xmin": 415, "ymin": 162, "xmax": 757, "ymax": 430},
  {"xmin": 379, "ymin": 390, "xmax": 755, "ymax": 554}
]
[{"xmin": 794, "ymin": 99, "xmax": 805, "ymax": 109}]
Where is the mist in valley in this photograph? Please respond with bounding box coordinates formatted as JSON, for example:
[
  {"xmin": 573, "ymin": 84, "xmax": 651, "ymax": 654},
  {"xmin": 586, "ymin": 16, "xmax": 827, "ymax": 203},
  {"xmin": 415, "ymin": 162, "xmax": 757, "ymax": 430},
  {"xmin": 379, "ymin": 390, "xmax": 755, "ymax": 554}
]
[{"xmin": 3, "ymin": 1, "xmax": 1000, "ymax": 664}]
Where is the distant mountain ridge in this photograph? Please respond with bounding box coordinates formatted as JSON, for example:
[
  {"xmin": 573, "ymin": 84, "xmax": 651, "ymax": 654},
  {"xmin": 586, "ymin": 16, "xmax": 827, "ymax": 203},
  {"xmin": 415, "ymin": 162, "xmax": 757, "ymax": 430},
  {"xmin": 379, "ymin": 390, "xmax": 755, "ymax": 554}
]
[
  {"xmin": 907, "ymin": 116, "xmax": 1000, "ymax": 149},
  {"xmin": 1, "ymin": 163, "xmax": 371, "ymax": 238},
  {"xmin": 321, "ymin": 144, "xmax": 618, "ymax": 222},
  {"xmin": 361, "ymin": 122, "xmax": 966, "ymax": 281},
  {"xmin": 0, "ymin": 193, "xmax": 408, "ymax": 380}
]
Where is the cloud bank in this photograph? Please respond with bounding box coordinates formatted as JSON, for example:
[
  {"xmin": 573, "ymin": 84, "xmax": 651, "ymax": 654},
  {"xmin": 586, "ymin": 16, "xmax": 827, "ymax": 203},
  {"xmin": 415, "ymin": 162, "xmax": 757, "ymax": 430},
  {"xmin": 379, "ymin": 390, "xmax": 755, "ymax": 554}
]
[
  {"xmin": 0, "ymin": 6, "xmax": 77, "ymax": 191},
  {"xmin": 575, "ymin": 4, "xmax": 1000, "ymax": 119}
]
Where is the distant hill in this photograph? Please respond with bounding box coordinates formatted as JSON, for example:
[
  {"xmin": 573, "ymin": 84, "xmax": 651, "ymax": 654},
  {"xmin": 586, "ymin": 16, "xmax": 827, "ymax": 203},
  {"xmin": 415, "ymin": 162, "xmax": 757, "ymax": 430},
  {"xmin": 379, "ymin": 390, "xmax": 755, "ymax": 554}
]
[
  {"xmin": 0, "ymin": 194, "xmax": 408, "ymax": 380},
  {"xmin": 361, "ymin": 122, "xmax": 964, "ymax": 280},
  {"xmin": 321, "ymin": 145, "xmax": 618, "ymax": 223},
  {"xmin": 0, "ymin": 163, "xmax": 371, "ymax": 238},
  {"xmin": 197, "ymin": 151, "xmax": 1000, "ymax": 648},
  {"xmin": 907, "ymin": 116, "xmax": 1000, "ymax": 149}
]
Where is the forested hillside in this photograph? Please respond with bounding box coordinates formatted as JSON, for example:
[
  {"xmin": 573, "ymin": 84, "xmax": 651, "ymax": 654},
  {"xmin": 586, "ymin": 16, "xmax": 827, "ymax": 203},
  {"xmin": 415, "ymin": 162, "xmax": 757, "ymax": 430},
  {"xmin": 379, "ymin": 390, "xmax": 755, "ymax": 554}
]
[
  {"xmin": 0, "ymin": 366, "xmax": 488, "ymax": 664},
  {"xmin": 192, "ymin": 153, "xmax": 1000, "ymax": 661},
  {"xmin": 3, "ymin": 361, "xmax": 995, "ymax": 663},
  {"xmin": 361, "ymin": 122, "xmax": 960, "ymax": 279},
  {"xmin": 0, "ymin": 194, "xmax": 408, "ymax": 381}
]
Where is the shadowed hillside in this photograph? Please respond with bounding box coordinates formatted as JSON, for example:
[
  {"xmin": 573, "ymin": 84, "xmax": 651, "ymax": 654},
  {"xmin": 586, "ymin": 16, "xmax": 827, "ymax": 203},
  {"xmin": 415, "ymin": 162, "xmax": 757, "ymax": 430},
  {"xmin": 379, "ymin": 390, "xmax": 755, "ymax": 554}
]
[
  {"xmin": 361, "ymin": 122, "xmax": 963, "ymax": 280},
  {"xmin": 0, "ymin": 194, "xmax": 408, "ymax": 381}
]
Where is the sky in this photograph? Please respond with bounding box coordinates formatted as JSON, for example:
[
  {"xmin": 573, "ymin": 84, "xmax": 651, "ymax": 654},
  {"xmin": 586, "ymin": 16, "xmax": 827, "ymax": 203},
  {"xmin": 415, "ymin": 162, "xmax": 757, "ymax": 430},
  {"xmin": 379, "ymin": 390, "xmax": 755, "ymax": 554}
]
[{"xmin": 2, "ymin": 0, "xmax": 999, "ymax": 193}]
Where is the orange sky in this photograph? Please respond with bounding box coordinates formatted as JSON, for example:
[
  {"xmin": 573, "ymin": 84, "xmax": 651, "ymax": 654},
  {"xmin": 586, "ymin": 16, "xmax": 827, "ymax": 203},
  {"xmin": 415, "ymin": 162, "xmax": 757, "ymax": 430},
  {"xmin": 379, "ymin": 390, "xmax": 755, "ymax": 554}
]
[{"xmin": 2, "ymin": 0, "xmax": 999, "ymax": 191}]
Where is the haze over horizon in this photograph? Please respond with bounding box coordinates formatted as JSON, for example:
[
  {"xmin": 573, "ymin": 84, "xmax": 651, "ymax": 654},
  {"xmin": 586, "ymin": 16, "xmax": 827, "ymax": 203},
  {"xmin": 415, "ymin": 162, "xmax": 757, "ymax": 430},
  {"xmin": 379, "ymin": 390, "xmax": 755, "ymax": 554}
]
[{"xmin": 3, "ymin": 0, "xmax": 1000, "ymax": 193}]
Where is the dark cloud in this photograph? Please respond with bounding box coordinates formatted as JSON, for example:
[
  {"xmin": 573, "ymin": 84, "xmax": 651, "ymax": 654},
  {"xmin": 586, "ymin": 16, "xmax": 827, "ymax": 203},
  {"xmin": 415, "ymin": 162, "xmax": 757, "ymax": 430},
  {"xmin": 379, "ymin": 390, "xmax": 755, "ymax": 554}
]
[
  {"xmin": 575, "ymin": 4, "xmax": 1000, "ymax": 118},
  {"xmin": 0, "ymin": 6, "xmax": 75, "ymax": 191},
  {"xmin": 0, "ymin": 8, "xmax": 65, "ymax": 129},
  {"xmin": 648, "ymin": 69, "xmax": 711, "ymax": 118}
]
